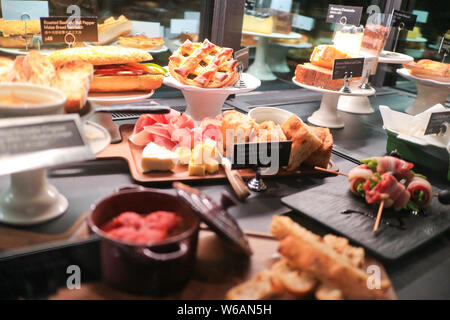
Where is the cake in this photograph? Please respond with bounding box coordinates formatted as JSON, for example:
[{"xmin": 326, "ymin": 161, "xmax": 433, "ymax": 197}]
[
  {"xmin": 333, "ymin": 25, "xmax": 364, "ymax": 56},
  {"xmin": 295, "ymin": 63, "xmax": 345, "ymax": 91},
  {"xmin": 310, "ymin": 45, "xmax": 351, "ymax": 69},
  {"xmin": 243, "ymin": 13, "xmax": 274, "ymax": 34},
  {"xmin": 360, "ymin": 24, "xmax": 390, "ymax": 56}
]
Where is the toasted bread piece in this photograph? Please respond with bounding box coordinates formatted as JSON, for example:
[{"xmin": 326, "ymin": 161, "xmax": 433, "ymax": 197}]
[
  {"xmin": 0, "ymin": 56, "xmax": 13, "ymax": 82},
  {"xmin": 48, "ymin": 46, "xmax": 152, "ymax": 67},
  {"xmin": 270, "ymin": 215, "xmax": 321, "ymax": 242},
  {"xmin": 315, "ymin": 283, "xmax": 344, "ymax": 300},
  {"xmin": 281, "ymin": 115, "xmax": 322, "ymax": 171},
  {"xmin": 254, "ymin": 120, "xmax": 287, "ymax": 142},
  {"xmin": 304, "ymin": 126, "xmax": 333, "ymax": 169},
  {"xmin": 52, "ymin": 61, "xmax": 94, "ymax": 112},
  {"xmin": 221, "ymin": 110, "xmax": 256, "ymax": 153},
  {"xmin": 322, "ymin": 234, "xmax": 365, "ymax": 268},
  {"xmin": 270, "ymin": 259, "xmax": 317, "ymax": 297},
  {"xmin": 90, "ymin": 74, "xmax": 163, "ymax": 92},
  {"xmin": 226, "ymin": 270, "xmax": 283, "ymax": 300},
  {"xmin": 278, "ymin": 235, "xmax": 391, "ymax": 300},
  {"xmin": 23, "ymin": 50, "xmax": 56, "ymax": 86},
  {"xmin": 8, "ymin": 56, "xmax": 28, "ymax": 82}
]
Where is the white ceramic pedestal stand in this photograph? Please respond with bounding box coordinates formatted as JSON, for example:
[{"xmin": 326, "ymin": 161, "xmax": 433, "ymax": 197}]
[
  {"xmin": 0, "ymin": 125, "xmax": 110, "ymax": 226},
  {"xmin": 397, "ymin": 68, "xmax": 450, "ymax": 115},
  {"xmin": 337, "ymin": 51, "xmax": 414, "ymax": 115},
  {"xmin": 242, "ymin": 31, "xmax": 302, "ymax": 81},
  {"xmin": 163, "ymin": 73, "xmax": 261, "ymax": 120},
  {"xmin": 293, "ymin": 78, "xmax": 376, "ymax": 128},
  {"xmin": 268, "ymin": 41, "xmax": 312, "ymax": 73}
]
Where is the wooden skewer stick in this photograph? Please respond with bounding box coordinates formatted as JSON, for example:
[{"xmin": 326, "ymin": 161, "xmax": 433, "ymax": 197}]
[
  {"xmin": 373, "ymin": 199, "xmax": 385, "ymax": 232},
  {"xmin": 314, "ymin": 166, "xmax": 349, "ymax": 177}
]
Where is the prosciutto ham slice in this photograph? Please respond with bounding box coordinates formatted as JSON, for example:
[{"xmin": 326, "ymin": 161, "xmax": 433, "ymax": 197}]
[
  {"xmin": 363, "ymin": 173, "xmax": 411, "ymax": 211},
  {"xmin": 406, "ymin": 176, "xmax": 432, "ymax": 207},
  {"xmin": 130, "ymin": 108, "xmax": 222, "ymax": 151}
]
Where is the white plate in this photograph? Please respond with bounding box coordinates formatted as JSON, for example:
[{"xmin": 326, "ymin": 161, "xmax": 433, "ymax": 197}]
[
  {"xmin": 397, "ymin": 68, "xmax": 450, "ymax": 88},
  {"xmin": 242, "ymin": 30, "xmax": 302, "ymax": 40},
  {"xmin": 292, "ymin": 77, "xmax": 376, "ymax": 97},
  {"xmin": 379, "ymin": 51, "xmax": 414, "ymax": 64},
  {"xmin": 270, "ymin": 41, "xmax": 312, "ymax": 49},
  {"xmin": 88, "ymin": 90, "xmax": 155, "ymax": 104},
  {"xmin": 83, "ymin": 121, "xmax": 111, "ymax": 154},
  {"xmin": 0, "ymin": 46, "xmax": 58, "ymax": 56},
  {"xmin": 163, "ymin": 71, "xmax": 261, "ymax": 94}
]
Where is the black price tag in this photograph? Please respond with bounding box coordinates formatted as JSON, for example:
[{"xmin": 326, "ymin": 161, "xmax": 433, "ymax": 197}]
[
  {"xmin": 392, "ymin": 10, "xmax": 417, "ymax": 30},
  {"xmin": 40, "ymin": 16, "xmax": 98, "ymax": 43},
  {"xmin": 439, "ymin": 37, "xmax": 450, "ymax": 54},
  {"xmin": 231, "ymin": 140, "xmax": 292, "ymax": 170},
  {"xmin": 332, "ymin": 58, "xmax": 364, "ymax": 80},
  {"xmin": 326, "ymin": 4, "xmax": 363, "ymax": 26},
  {"xmin": 424, "ymin": 111, "xmax": 450, "ymax": 135},
  {"xmin": 234, "ymin": 47, "xmax": 250, "ymax": 70},
  {"xmin": 0, "ymin": 115, "xmax": 94, "ymax": 176}
]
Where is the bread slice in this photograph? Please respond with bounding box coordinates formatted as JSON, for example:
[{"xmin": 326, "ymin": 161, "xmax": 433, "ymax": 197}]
[
  {"xmin": 310, "ymin": 45, "xmax": 350, "ymax": 69},
  {"xmin": 315, "ymin": 283, "xmax": 344, "ymax": 300},
  {"xmin": 304, "ymin": 126, "xmax": 333, "ymax": 169},
  {"xmin": 295, "ymin": 63, "xmax": 345, "ymax": 91},
  {"xmin": 52, "ymin": 61, "xmax": 94, "ymax": 112},
  {"xmin": 281, "ymin": 115, "xmax": 322, "ymax": 171},
  {"xmin": 278, "ymin": 235, "xmax": 391, "ymax": 299},
  {"xmin": 48, "ymin": 46, "xmax": 152, "ymax": 67},
  {"xmin": 90, "ymin": 74, "xmax": 163, "ymax": 92},
  {"xmin": 8, "ymin": 56, "xmax": 28, "ymax": 82},
  {"xmin": 225, "ymin": 270, "xmax": 283, "ymax": 300},
  {"xmin": 23, "ymin": 50, "xmax": 56, "ymax": 86},
  {"xmin": 270, "ymin": 259, "xmax": 317, "ymax": 297}
]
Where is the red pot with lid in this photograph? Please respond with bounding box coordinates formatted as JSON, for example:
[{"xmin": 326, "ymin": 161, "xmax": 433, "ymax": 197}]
[{"xmin": 87, "ymin": 183, "xmax": 251, "ymax": 296}]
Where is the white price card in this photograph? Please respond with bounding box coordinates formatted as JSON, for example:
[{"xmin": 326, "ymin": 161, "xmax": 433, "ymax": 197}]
[
  {"xmin": 270, "ymin": 0, "xmax": 292, "ymax": 12},
  {"xmin": 1, "ymin": 0, "xmax": 49, "ymax": 20},
  {"xmin": 362, "ymin": 56, "xmax": 378, "ymax": 76},
  {"xmin": 170, "ymin": 19, "xmax": 199, "ymax": 34},
  {"xmin": 184, "ymin": 11, "xmax": 200, "ymax": 20},
  {"xmin": 132, "ymin": 21, "xmax": 161, "ymax": 37},
  {"xmin": 292, "ymin": 14, "xmax": 314, "ymax": 31}
]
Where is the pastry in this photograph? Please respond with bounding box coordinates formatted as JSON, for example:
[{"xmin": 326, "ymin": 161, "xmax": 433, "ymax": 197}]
[
  {"xmin": 403, "ymin": 59, "xmax": 450, "ymax": 83},
  {"xmin": 118, "ymin": 35, "xmax": 164, "ymax": 50},
  {"xmin": 168, "ymin": 39, "xmax": 239, "ymax": 88}
]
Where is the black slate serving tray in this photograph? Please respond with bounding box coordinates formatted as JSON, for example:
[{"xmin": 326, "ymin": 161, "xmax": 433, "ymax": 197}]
[{"xmin": 281, "ymin": 174, "xmax": 450, "ymax": 260}]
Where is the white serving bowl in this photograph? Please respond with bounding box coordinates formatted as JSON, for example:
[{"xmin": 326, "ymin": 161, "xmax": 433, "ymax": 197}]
[
  {"xmin": 0, "ymin": 83, "xmax": 66, "ymax": 117},
  {"xmin": 248, "ymin": 106, "xmax": 295, "ymax": 125}
]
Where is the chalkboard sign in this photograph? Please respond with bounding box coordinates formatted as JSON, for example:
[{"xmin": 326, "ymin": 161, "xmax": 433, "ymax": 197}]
[
  {"xmin": 231, "ymin": 140, "xmax": 292, "ymax": 172},
  {"xmin": 424, "ymin": 111, "xmax": 450, "ymax": 135},
  {"xmin": 40, "ymin": 16, "xmax": 98, "ymax": 43},
  {"xmin": 392, "ymin": 10, "xmax": 417, "ymax": 30},
  {"xmin": 0, "ymin": 115, "xmax": 94, "ymax": 176},
  {"xmin": 332, "ymin": 57, "xmax": 365, "ymax": 80},
  {"xmin": 326, "ymin": 4, "xmax": 362, "ymax": 26}
]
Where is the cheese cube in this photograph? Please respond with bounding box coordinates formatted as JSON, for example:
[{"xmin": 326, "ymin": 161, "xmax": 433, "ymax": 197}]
[
  {"xmin": 141, "ymin": 142, "xmax": 178, "ymax": 172},
  {"xmin": 188, "ymin": 161, "xmax": 206, "ymax": 176},
  {"xmin": 175, "ymin": 147, "xmax": 191, "ymax": 165},
  {"xmin": 202, "ymin": 138, "xmax": 218, "ymax": 160},
  {"xmin": 205, "ymin": 159, "xmax": 219, "ymax": 174}
]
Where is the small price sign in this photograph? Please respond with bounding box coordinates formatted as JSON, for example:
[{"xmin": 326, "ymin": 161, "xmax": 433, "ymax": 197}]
[
  {"xmin": 392, "ymin": 10, "xmax": 417, "ymax": 30},
  {"xmin": 40, "ymin": 16, "xmax": 98, "ymax": 44},
  {"xmin": 326, "ymin": 4, "xmax": 363, "ymax": 26},
  {"xmin": 332, "ymin": 58, "xmax": 365, "ymax": 80},
  {"xmin": 424, "ymin": 111, "xmax": 450, "ymax": 135}
]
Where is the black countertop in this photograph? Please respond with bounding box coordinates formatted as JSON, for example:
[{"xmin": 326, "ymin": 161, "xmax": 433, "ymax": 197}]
[{"xmin": 0, "ymin": 87, "xmax": 448, "ymax": 300}]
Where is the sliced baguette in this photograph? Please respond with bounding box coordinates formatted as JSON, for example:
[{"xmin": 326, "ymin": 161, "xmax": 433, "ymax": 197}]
[
  {"xmin": 270, "ymin": 259, "xmax": 317, "ymax": 297},
  {"xmin": 281, "ymin": 115, "xmax": 322, "ymax": 171},
  {"xmin": 304, "ymin": 126, "xmax": 333, "ymax": 169},
  {"xmin": 52, "ymin": 61, "xmax": 93, "ymax": 112},
  {"xmin": 315, "ymin": 283, "xmax": 344, "ymax": 300},
  {"xmin": 226, "ymin": 270, "xmax": 283, "ymax": 300}
]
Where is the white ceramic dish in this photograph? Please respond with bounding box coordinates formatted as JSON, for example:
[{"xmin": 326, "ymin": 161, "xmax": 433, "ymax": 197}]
[
  {"xmin": 0, "ymin": 83, "xmax": 66, "ymax": 117},
  {"xmin": 87, "ymin": 90, "xmax": 155, "ymax": 104},
  {"xmin": 248, "ymin": 107, "xmax": 294, "ymax": 125}
]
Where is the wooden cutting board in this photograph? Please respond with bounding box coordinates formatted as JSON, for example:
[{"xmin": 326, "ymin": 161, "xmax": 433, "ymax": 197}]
[
  {"xmin": 281, "ymin": 173, "xmax": 450, "ymax": 260},
  {"xmin": 96, "ymin": 124, "xmax": 339, "ymax": 183},
  {"xmin": 49, "ymin": 230, "xmax": 396, "ymax": 300}
]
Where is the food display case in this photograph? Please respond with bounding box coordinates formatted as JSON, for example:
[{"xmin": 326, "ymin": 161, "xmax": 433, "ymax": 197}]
[{"xmin": 0, "ymin": 0, "xmax": 449, "ymax": 306}]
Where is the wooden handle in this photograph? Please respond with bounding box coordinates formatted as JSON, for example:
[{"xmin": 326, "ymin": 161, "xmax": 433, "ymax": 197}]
[{"xmin": 223, "ymin": 165, "xmax": 251, "ymax": 201}]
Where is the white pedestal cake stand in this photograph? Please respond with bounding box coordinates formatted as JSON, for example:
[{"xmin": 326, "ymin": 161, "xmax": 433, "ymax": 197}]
[
  {"xmin": 337, "ymin": 50, "xmax": 414, "ymax": 115},
  {"xmin": 0, "ymin": 123, "xmax": 110, "ymax": 226},
  {"xmin": 163, "ymin": 72, "xmax": 261, "ymax": 120},
  {"xmin": 268, "ymin": 41, "xmax": 312, "ymax": 73},
  {"xmin": 293, "ymin": 78, "xmax": 376, "ymax": 128},
  {"xmin": 242, "ymin": 31, "xmax": 302, "ymax": 81},
  {"xmin": 397, "ymin": 68, "xmax": 450, "ymax": 115}
]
